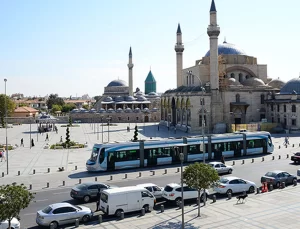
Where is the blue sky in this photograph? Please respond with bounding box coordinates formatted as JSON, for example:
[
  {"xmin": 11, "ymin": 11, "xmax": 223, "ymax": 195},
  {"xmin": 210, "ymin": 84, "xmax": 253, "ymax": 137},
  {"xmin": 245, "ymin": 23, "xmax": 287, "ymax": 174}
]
[{"xmin": 0, "ymin": 0, "xmax": 299, "ymax": 97}]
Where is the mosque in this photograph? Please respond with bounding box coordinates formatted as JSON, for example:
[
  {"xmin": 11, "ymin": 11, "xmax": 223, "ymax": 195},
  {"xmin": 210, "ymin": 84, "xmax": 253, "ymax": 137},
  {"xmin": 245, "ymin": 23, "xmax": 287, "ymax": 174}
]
[{"xmin": 161, "ymin": 0, "xmax": 300, "ymax": 134}]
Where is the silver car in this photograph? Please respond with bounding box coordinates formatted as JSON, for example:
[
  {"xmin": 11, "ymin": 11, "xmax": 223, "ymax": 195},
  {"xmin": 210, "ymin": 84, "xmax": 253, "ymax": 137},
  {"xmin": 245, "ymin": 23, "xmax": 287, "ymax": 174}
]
[
  {"xmin": 36, "ymin": 203, "xmax": 93, "ymax": 229},
  {"xmin": 209, "ymin": 162, "xmax": 233, "ymax": 174}
]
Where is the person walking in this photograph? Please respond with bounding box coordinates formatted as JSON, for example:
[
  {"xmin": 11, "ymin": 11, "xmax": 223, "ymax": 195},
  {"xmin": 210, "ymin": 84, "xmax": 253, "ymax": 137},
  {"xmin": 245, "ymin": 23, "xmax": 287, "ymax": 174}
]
[
  {"xmin": 96, "ymin": 188, "xmax": 101, "ymax": 211},
  {"xmin": 31, "ymin": 139, "xmax": 35, "ymax": 147},
  {"xmin": 1, "ymin": 149, "xmax": 6, "ymax": 162},
  {"xmin": 20, "ymin": 138, "xmax": 24, "ymax": 147},
  {"xmin": 60, "ymin": 136, "xmax": 63, "ymax": 143},
  {"xmin": 221, "ymin": 155, "xmax": 225, "ymax": 164},
  {"xmin": 45, "ymin": 133, "xmax": 49, "ymax": 141},
  {"xmin": 284, "ymin": 136, "xmax": 289, "ymax": 146}
]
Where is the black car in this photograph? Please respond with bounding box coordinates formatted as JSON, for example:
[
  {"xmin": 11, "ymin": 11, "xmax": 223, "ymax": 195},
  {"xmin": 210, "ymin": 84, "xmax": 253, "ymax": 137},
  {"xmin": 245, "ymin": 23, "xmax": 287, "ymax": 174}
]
[{"xmin": 291, "ymin": 152, "xmax": 300, "ymax": 163}]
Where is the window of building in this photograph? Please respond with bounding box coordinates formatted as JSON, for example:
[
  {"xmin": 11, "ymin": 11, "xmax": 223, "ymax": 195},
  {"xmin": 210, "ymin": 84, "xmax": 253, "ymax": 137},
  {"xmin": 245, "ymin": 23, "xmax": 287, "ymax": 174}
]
[
  {"xmin": 260, "ymin": 94, "xmax": 265, "ymax": 104},
  {"xmin": 292, "ymin": 105, "xmax": 296, "ymax": 112},
  {"xmin": 154, "ymin": 116, "xmax": 156, "ymax": 121},
  {"xmin": 284, "ymin": 118, "xmax": 287, "ymax": 126},
  {"xmin": 186, "ymin": 76, "xmax": 188, "ymax": 85},
  {"xmin": 236, "ymin": 94, "xmax": 240, "ymax": 103},
  {"xmin": 284, "ymin": 105, "xmax": 286, "ymax": 112},
  {"xmin": 199, "ymin": 115, "xmax": 206, "ymax": 126},
  {"xmin": 271, "ymin": 117, "xmax": 274, "ymax": 123},
  {"xmin": 292, "ymin": 119, "xmax": 296, "ymax": 126},
  {"xmin": 230, "ymin": 73, "xmax": 235, "ymax": 78},
  {"xmin": 277, "ymin": 105, "xmax": 280, "ymax": 112},
  {"xmin": 239, "ymin": 73, "xmax": 243, "ymax": 82},
  {"xmin": 127, "ymin": 117, "xmax": 130, "ymax": 121},
  {"xmin": 200, "ymin": 98, "xmax": 205, "ymax": 105},
  {"xmin": 118, "ymin": 117, "xmax": 121, "ymax": 121},
  {"xmin": 271, "ymin": 105, "xmax": 273, "ymax": 112},
  {"xmin": 277, "ymin": 117, "xmax": 280, "ymax": 123},
  {"xmin": 192, "ymin": 75, "xmax": 194, "ymax": 84},
  {"xmin": 136, "ymin": 117, "xmax": 139, "ymax": 121}
]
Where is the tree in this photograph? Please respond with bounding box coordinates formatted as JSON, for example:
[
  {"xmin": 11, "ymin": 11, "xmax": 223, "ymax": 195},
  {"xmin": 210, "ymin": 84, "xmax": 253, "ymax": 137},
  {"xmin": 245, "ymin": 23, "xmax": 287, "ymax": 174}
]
[
  {"xmin": 46, "ymin": 94, "xmax": 65, "ymax": 109},
  {"xmin": 0, "ymin": 94, "xmax": 16, "ymax": 127},
  {"xmin": 65, "ymin": 127, "xmax": 70, "ymax": 147},
  {"xmin": 51, "ymin": 104, "xmax": 62, "ymax": 113},
  {"xmin": 62, "ymin": 103, "xmax": 76, "ymax": 113},
  {"xmin": 0, "ymin": 183, "xmax": 35, "ymax": 228},
  {"xmin": 133, "ymin": 125, "xmax": 138, "ymax": 141},
  {"xmin": 183, "ymin": 162, "xmax": 219, "ymax": 217},
  {"xmin": 68, "ymin": 116, "xmax": 72, "ymax": 126},
  {"xmin": 82, "ymin": 104, "xmax": 89, "ymax": 110}
]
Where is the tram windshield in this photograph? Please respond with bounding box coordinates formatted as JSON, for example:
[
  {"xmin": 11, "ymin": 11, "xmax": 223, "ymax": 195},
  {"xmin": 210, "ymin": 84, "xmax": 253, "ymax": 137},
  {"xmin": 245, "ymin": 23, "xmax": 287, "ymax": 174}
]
[{"xmin": 90, "ymin": 147, "xmax": 100, "ymax": 162}]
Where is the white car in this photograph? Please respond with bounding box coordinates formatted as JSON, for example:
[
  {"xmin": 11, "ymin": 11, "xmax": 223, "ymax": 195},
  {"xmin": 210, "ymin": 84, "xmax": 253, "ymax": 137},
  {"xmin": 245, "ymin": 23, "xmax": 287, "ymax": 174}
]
[
  {"xmin": 297, "ymin": 169, "xmax": 300, "ymax": 177},
  {"xmin": 136, "ymin": 183, "xmax": 164, "ymax": 199},
  {"xmin": 209, "ymin": 162, "xmax": 233, "ymax": 174},
  {"xmin": 162, "ymin": 183, "xmax": 209, "ymax": 206},
  {"xmin": 36, "ymin": 203, "xmax": 93, "ymax": 229},
  {"xmin": 214, "ymin": 176, "xmax": 256, "ymax": 195},
  {"xmin": 0, "ymin": 218, "xmax": 20, "ymax": 229}
]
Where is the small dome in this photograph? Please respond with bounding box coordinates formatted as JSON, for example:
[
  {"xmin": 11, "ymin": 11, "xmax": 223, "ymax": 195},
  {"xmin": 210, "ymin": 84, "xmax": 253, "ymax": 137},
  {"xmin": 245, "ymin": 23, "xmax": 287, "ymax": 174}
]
[
  {"xmin": 268, "ymin": 79, "xmax": 285, "ymax": 89},
  {"xmin": 125, "ymin": 96, "xmax": 136, "ymax": 101},
  {"xmin": 280, "ymin": 78, "xmax": 300, "ymax": 94},
  {"xmin": 205, "ymin": 41, "xmax": 246, "ymax": 57},
  {"xmin": 107, "ymin": 80, "xmax": 127, "ymax": 87},
  {"xmin": 136, "ymin": 91, "xmax": 144, "ymax": 96},
  {"xmin": 137, "ymin": 96, "xmax": 147, "ymax": 101},
  {"xmin": 104, "ymin": 96, "xmax": 113, "ymax": 102},
  {"xmin": 114, "ymin": 96, "xmax": 124, "ymax": 102},
  {"xmin": 147, "ymin": 92, "xmax": 158, "ymax": 96},
  {"xmin": 225, "ymin": 78, "xmax": 242, "ymax": 86},
  {"xmin": 241, "ymin": 77, "xmax": 265, "ymax": 87}
]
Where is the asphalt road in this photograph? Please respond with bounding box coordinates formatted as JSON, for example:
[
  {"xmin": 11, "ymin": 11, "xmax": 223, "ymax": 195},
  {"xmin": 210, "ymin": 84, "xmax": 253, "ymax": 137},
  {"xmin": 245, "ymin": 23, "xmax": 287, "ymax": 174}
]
[{"xmin": 20, "ymin": 157, "xmax": 300, "ymax": 228}]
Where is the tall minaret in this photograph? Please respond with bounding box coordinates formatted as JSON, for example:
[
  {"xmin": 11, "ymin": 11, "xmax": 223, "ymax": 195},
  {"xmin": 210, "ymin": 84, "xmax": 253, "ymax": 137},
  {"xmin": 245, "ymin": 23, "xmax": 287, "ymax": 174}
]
[
  {"xmin": 175, "ymin": 23, "xmax": 184, "ymax": 88},
  {"xmin": 207, "ymin": 0, "xmax": 220, "ymax": 90},
  {"xmin": 128, "ymin": 47, "xmax": 134, "ymax": 96}
]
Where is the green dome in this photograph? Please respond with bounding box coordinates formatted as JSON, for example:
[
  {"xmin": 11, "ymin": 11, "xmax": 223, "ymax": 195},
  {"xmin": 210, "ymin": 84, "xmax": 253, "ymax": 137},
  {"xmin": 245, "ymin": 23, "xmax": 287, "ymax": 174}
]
[{"xmin": 145, "ymin": 70, "xmax": 156, "ymax": 94}]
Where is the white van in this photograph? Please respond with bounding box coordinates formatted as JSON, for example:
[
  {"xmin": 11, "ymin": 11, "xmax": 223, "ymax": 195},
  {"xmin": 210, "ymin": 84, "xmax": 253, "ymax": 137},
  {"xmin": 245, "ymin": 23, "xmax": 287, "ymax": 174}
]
[{"xmin": 99, "ymin": 186, "xmax": 156, "ymax": 217}]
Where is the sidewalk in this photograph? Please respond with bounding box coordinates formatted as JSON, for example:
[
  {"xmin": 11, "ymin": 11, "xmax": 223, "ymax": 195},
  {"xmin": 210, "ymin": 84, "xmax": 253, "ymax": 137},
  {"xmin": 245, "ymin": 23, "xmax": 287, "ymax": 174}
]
[{"xmin": 71, "ymin": 184, "xmax": 300, "ymax": 229}]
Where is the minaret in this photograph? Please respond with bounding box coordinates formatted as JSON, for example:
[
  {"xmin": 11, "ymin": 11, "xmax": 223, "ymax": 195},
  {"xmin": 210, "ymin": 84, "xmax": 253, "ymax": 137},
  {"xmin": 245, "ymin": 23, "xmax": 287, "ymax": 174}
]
[
  {"xmin": 207, "ymin": 0, "xmax": 220, "ymax": 90},
  {"xmin": 128, "ymin": 47, "xmax": 134, "ymax": 96},
  {"xmin": 175, "ymin": 23, "xmax": 184, "ymax": 88}
]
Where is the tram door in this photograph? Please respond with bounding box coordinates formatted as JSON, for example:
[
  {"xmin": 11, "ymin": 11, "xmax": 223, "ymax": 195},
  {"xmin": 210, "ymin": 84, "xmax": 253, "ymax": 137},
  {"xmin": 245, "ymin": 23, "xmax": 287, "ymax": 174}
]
[
  {"xmin": 234, "ymin": 141, "xmax": 243, "ymax": 157},
  {"xmin": 172, "ymin": 147, "xmax": 181, "ymax": 164},
  {"xmin": 146, "ymin": 148, "xmax": 157, "ymax": 167},
  {"xmin": 262, "ymin": 139, "xmax": 267, "ymax": 154},
  {"xmin": 107, "ymin": 152, "xmax": 115, "ymax": 171}
]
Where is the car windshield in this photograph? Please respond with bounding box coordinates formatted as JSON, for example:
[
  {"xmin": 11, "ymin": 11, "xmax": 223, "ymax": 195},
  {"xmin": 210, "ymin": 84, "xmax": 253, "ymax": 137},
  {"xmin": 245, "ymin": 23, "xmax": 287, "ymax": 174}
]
[
  {"xmin": 100, "ymin": 193, "xmax": 108, "ymax": 203},
  {"xmin": 90, "ymin": 147, "xmax": 99, "ymax": 162},
  {"xmin": 164, "ymin": 185, "xmax": 173, "ymax": 192},
  {"xmin": 209, "ymin": 164, "xmax": 214, "ymax": 167},
  {"xmin": 219, "ymin": 178, "xmax": 229, "ymax": 184},
  {"xmin": 295, "ymin": 152, "xmax": 300, "ymax": 156},
  {"xmin": 70, "ymin": 204, "xmax": 80, "ymax": 210},
  {"xmin": 265, "ymin": 172, "xmax": 277, "ymax": 177},
  {"xmin": 42, "ymin": 206, "xmax": 52, "ymax": 214},
  {"xmin": 76, "ymin": 184, "xmax": 87, "ymax": 190}
]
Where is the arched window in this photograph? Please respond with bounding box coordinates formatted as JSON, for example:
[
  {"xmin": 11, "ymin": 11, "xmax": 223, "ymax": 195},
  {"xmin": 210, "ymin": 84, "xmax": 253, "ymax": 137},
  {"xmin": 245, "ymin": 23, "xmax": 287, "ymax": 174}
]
[
  {"xmin": 292, "ymin": 105, "xmax": 296, "ymax": 112},
  {"xmin": 192, "ymin": 75, "xmax": 194, "ymax": 84},
  {"xmin": 186, "ymin": 76, "xmax": 188, "ymax": 85},
  {"xmin": 238, "ymin": 73, "xmax": 243, "ymax": 82},
  {"xmin": 277, "ymin": 105, "xmax": 280, "ymax": 112},
  {"xmin": 200, "ymin": 98, "xmax": 205, "ymax": 105},
  {"xmin": 231, "ymin": 73, "xmax": 235, "ymax": 78},
  {"xmin": 260, "ymin": 94, "xmax": 265, "ymax": 104},
  {"xmin": 246, "ymin": 75, "xmax": 249, "ymax": 79},
  {"xmin": 236, "ymin": 94, "xmax": 240, "ymax": 103},
  {"xmin": 284, "ymin": 105, "xmax": 286, "ymax": 112}
]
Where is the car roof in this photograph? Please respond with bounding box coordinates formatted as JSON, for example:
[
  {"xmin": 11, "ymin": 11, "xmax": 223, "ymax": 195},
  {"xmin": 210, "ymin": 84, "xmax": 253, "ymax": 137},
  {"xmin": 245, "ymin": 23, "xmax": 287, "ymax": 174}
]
[
  {"xmin": 268, "ymin": 170, "xmax": 284, "ymax": 174},
  {"xmin": 136, "ymin": 183, "xmax": 157, "ymax": 187},
  {"xmin": 209, "ymin": 162, "xmax": 222, "ymax": 164},
  {"xmin": 49, "ymin": 203, "xmax": 74, "ymax": 209},
  {"xmin": 102, "ymin": 186, "xmax": 148, "ymax": 194},
  {"xmin": 75, "ymin": 182, "xmax": 106, "ymax": 186},
  {"xmin": 221, "ymin": 176, "xmax": 239, "ymax": 180},
  {"xmin": 165, "ymin": 183, "xmax": 180, "ymax": 188}
]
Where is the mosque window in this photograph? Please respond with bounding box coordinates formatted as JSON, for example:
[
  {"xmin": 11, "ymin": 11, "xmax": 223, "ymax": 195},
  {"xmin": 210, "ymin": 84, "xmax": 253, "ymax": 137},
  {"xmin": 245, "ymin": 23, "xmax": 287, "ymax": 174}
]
[
  {"xmin": 230, "ymin": 73, "xmax": 235, "ymax": 78},
  {"xmin": 236, "ymin": 94, "xmax": 240, "ymax": 103},
  {"xmin": 200, "ymin": 98, "xmax": 205, "ymax": 105},
  {"xmin": 238, "ymin": 73, "xmax": 243, "ymax": 82},
  {"xmin": 186, "ymin": 76, "xmax": 189, "ymax": 85},
  {"xmin": 271, "ymin": 105, "xmax": 273, "ymax": 112},
  {"xmin": 260, "ymin": 94, "xmax": 265, "ymax": 104},
  {"xmin": 136, "ymin": 117, "xmax": 139, "ymax": 121},
  {"xmin": 277, "ymin": 105, "xmax": 280, "ymax": 112},
  {"xmin": 127, "ymin": 117, "xmax": 130, "ymax": 121},
  {"xmin": 292, "ymin": 119, "xmax": 296, "ymax": 126},
  {"xmin": 292, "ymin": 105, "xmax": 296, "ymax": 113},
  {"xmin": 284, "ymin": 105, "xmax": 286, "ymax": 112},
  {"xmin": 277, "ymin": 117, "xmax": 280, "ymax": 123},
  {"xmin": 271, "ymin": 117, "xmax": 274, "ymax": 123},
  {"xmin": 192, "ymin": 76, "xmax": 194, "ymax": 84},
  {"xmin": 118, "ymin": 117, "xmax": 121, "ymax": 121},
  {"xmin": 154, "ymin": 116, "xmax": 156, "ymax": 121}
]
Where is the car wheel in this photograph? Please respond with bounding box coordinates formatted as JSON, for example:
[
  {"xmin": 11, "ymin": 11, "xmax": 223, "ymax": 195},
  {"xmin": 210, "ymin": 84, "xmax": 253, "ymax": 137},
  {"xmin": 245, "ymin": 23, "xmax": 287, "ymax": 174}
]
[
  {"xmin": 276, "ymin": 182, "xmax": 280, "ymax": 189},
  {"xmin": 115, "ymin": 209, "xmax": 123, "ymax": 218},
  {"xmin": 82, "ymin": 214, "xmax": 90, "ymax": 223},
  {"xmin": 143, "ymin": 204, "xmax": 150, "ymax": 212},
  {"xmin": 228, "ymin": 169, "xmax": 232, "ymax": 174},
  {"xmin": 50, "ymin": 221, "xmax": 58, "ymax": 229},
  {"xmin": 292, "ymin": 178, "xmax": 297, "ymax": 185},
  {"xmin": 175, "ymin": 197, "xmax": 182, "ymax": 206},
  {"xmin": 83, "ymin": 195, "xmax": 90, "ymax": 203},
  {"xmin": 226, "ymin": 189, "xmax": 233, "ymax": 195},
  {"xmin": 248, "ymin": 186, "xmax": 255, "ymax": 193}
]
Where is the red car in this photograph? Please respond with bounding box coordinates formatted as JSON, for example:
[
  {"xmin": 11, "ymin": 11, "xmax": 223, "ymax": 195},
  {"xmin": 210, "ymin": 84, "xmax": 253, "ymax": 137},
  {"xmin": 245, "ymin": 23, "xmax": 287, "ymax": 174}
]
[{"xmin": 291, "ymin": 152, "xmax": 300, "ymax": 163}]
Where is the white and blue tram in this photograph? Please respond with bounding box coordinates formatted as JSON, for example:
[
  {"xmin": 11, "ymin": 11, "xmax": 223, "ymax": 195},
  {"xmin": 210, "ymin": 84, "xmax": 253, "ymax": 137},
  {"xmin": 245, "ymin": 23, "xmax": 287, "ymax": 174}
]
[{"xmin": 86, "ymin": 131, "xmax": 274, "ymax": 172}]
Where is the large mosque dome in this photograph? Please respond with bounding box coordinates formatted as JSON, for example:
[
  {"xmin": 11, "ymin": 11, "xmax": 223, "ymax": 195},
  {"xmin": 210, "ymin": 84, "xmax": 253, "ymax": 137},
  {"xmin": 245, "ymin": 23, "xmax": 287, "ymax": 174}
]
[
  {"xmin": 242, "ymin": 77, "xmax": 265, "ymax": 87},
  {"xmin": 267, "ymin": 78, "xmax": 285, "ymax": 89},
  {"xmin": 280, "ymin": 78, "xmax": 300, "ymax": 94},
  {"xmin": 107, "ymin": 80, "xmax": 127, "ymax": 87},
  {"xmin": 205, "ymin": 41, "xmax": 246, "ymax": 57}
]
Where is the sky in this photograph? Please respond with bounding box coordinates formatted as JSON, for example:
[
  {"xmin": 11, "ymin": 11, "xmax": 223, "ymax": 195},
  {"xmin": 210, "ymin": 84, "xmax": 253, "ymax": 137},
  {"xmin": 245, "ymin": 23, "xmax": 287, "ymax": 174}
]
[{"xmin": 0, "ymin": 0, "xmax": 299, "ymax": 98}]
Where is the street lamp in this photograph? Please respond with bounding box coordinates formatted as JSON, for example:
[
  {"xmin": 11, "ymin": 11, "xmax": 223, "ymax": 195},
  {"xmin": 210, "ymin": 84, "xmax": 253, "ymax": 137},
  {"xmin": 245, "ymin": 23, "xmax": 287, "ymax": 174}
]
[
  {"xmin": 4, "ymin": 79, "xmax": 8, "ymax": 174},
  {"xmin": 179, "ymin": 149, "xmax": 185, "ymax": 229},
  {"xmin": 101, "ymin": 116, "xmax": 104, "ymax": 143},
  {"xmin": 29, "ymin": 118, "xmax": 32, "ymax": 149},
  {"xmin": 106, "ymin": 116, "xmax": 111, "ymax": 142}
]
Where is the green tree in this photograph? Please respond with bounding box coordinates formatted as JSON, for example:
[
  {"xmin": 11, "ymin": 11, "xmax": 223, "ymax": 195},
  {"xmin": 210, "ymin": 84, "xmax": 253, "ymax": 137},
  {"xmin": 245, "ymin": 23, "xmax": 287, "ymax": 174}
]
[
  {"xmin": 0, "ymin": 183, "xmax": 35, "ymax": 228},
  {"xmin": 0, "ymin": 94, "xmax": 16, "ymax": 127},
  {"xmin": 65, "ymin": 127, "xmax": 70, "ymax": 147},
  {"xmin": 46, "ymin": 94, "xmax": 65, "ymax": 109},
  {"xmin": 82, "ymin": 104, "xmax": 89, "ymax": 110},
  {"xmin": 183, "ymin": 162, "xmax": 219, "ymax": 217},
  {"xmin": 68, "ymin": 116, "xmax": 72, "ymax": 126},
  {"xmin": 51, "ymin": 104, "xmax": 62, "ymax": 113},
  {"xmin": 62, "ymin": 103, "xmax": 76, "ymax": 113},
  {"xmin": 133, "ymin": 125, "xmax": 138, "ymax": 141}
]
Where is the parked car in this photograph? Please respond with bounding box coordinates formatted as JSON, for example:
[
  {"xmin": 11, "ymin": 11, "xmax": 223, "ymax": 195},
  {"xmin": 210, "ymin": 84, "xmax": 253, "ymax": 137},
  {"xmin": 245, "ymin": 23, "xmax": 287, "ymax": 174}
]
[
  {"xmin": 100, "ymin": 186, "xmax": 156, "ymax": 217},
  {"xmin": 36, "ymin": 203, "xmax": 93, "ymax": 229},
  {"xmin": 214, "ymin": 176, "xmax": 256, "ymax": 195},
  {"xmin": 297, "ymin": 169, "xmax": 300, "ymax": 177},
  {"xmin": 0, "ymin": 218, "xmax": 20, "ymax": 229},
  {"xmin": 70, "ymin": 182, "xmax": 117, "ymax": 203},
  {"xmin": 291, "ymin": 152, "xmax": 300, "ymax": 163},
  {"xmin": 136, "ymin": 183, "xmax": 164, "ymax": 199},
  {"xmin": 261, "ymin": 170, "xmax": 297, "ymax": 188},
  {"xmin": 208, "ymin": 162, "xmax": 233, "ymax": 174},
  {"xmin": 162, "ymin": 183, "xmax": 209, "ymax": 206}
]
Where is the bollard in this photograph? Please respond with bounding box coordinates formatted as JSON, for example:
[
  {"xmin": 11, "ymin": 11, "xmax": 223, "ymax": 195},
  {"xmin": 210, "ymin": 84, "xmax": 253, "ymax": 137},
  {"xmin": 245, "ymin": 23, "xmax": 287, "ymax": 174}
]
[
  {"xmin": 75, "ymin": 218, "xmax": 79, "ymax": 227},
  {"xmin": 152, "ymin": 171, "xmax": 155, "ymax": 176},
  {"xmin": 160, "ymin": 204, "xmax": 164, "ymax": 213},
  {"xmin": 124, "ymin": 174, "xmax": 127, "ymax": 179},
  {"xmin": 227, "ymin": 192, "xmax": 232, "ymax": 200},
  {"xmin": 256, "ymin": 187, "xmax": 260, "ymax": 194},
  {"xmin": 177, "ymin": 168, "xmax": 180, "ymax": 173},
  {"xmin": 29, "ymin": 184, "xmax": 32, "ymax": 190},
  {"xmin": 95, "ymin": 177, "xmax": 97, "ymax": 182},
  {"xmin": 98, "ymin": 215, "xmax": 103, "ymax": 224},
  {"xmin": 62, "ymin": 181, "xmax": 65, "ymax": 186},
  {"xmin": 18, "ymin": 171, "xmax": 20, "ymax": 176},
  {"xmin": 47, "ymin": 182, "xmax": 49, "ymax": 188},
  {"xmin": 232, "ymin": 161, "xmax": 235, "ymax": 166},
  {"xmin": 2, "ymin": 172, "xmax": 4, "ymax": 177},
  {"xmin": 262, "ymin": 157, "xmax": 264, "ymax": 162},
  {"xmin": 139, "ymin": 172, "xmax": 142, "ymax": 177},
  {"xmin": 278, "ymin": 155, "xmax": 281, "ymax": 160},
  {"xmin": 49, "ymin": 223, "xmax": 55, "ymax": 229},
  {"xmin": 75, "ymin": 165, "xmax": 78, "ymax": 170},
  {"xmin": 242, "ymin": 159, "xmax": 245, "ymax": 164},
  {"xmin": 141, "ymin": 208, "xmax": 145, "ymax": 216},
  {"xmin": 165, "ymin": 169, "xmax": 167, "ymax": 174},
  {"xmin": 281, "ymin": 182, "xmax": 285, "ymax": 189},
  {"xmin": 33, "ymin": 169, "xmax": 35, "ymax": 174},
  {"xmin": 269, "ymin": 184, "xmax": 273, "ymax": 191},
  {"xmin": 279, "ymin": 145, "xmax": 281, "ymax": 149},
  {"xmin": 212, "ymin": 195, "xmax": 216, "ymax": 203},
  {"xmin": 286, "ymin": 145, "xmax": 287, "ymax": 148},
  {"xmin": 252, "ymin": 158, "xmax": 254, "ymax": 163},
  {"xmin": 48, "ymin": 168, "xmax": 50, "ymax": 173},
  {"xmin": 287, "ymin": 154, "xmax": 289, "ymax": 158},
  {"xmin": 110, "ymin": 175, "xmax": 113, "ymax": 180},
  {"xmin": 299, "ymin": 143, "xmax": 300, "ymax": 147},
  {"xmin": 120, "ymin": 211, "xmax": 124, "ymax": 220},
  {"xmin": 293, "ymin": 144, "xmax": 295, "ymax": 147},
  {"xmin": 79, "ymin": 179, "xmax": 81, "ymax": 184},
  {"xmin": 272, "ymin": 156, "xmax": 275, "ymax": 160}
]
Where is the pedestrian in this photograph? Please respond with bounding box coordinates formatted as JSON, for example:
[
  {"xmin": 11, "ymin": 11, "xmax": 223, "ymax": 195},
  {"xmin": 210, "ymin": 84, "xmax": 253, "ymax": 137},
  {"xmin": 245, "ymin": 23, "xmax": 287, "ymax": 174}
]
[
  {"xmin": 60, "ymin": 136, "xmax": 63, "ymax": 143},
  {"xmin": 31, "ymin": 139, "xmax": 35, "ymax": 147},
  {"xmin": 1, "ymin": 149, "xmax": 6, "ymax": 162},
  {"xmin": 284, "ymin": 136, "xmax": 289, "ymax": 146},
  {"xmin": 20, "ymin": 138, "xmax": 24, "ymax": 147},
  {"xmin": 96, "ymin": 188, "xmax": 101, "ymax": 211},
  {"xmin": 45, "ymin": 133, "xmax": 49, "ymax": 141},
  {"xmin": 157, "ymin": 125, "xmax": 160, "ymax": 131},
  {"xmin": 221, "ymin": 155, "xmax": 225, "ymax": 164}
]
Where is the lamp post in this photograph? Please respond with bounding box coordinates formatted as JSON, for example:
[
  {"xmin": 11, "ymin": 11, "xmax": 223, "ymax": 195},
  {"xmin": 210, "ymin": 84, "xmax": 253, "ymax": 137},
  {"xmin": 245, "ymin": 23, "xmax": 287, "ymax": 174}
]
[
  {"xmin": 179, "ymin": 149, "xmax": 185, "ymax": 229},
  {"xmin": 106, "ymin": 116, "xmax": 111, "ymax": 142},
  {"xmin": 4, "ymin": 79, "xmax": 8, "ymax": 174},
  {"xmin": 97, "ymin": 118, "xmax": 99, "ymax": 140},
  {"xmin": 29, "ymin": 118, "xmax": 32, "ymax": 149},
  {"xmin": 101, "ymin": 116, "xmax": 104, "ymax": 143}
]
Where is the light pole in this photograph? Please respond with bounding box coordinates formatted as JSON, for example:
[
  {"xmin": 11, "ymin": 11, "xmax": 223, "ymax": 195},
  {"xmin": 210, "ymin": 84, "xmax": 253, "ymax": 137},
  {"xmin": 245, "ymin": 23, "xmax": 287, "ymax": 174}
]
[
  {"xmin": 97, "ymin": 118, "xmax": 99, "ymax": 141},
  {"xmin": 4, "ymin": 79, "xmax": 8, "ymax": 174},
  {"xmin": 101, "ymin": 116, "xmax": 104, "ymax": 143},
  {"xmin": 106, "ymin": 116, "xmax": 111, "ymax": 142},
  {"xmin": 179, "ymin": 149, "xmax": 185, "ymax": 229}
]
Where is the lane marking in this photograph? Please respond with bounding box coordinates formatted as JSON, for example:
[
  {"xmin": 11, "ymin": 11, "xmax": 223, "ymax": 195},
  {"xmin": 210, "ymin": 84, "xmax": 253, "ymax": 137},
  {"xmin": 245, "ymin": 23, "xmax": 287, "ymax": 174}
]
[
  {"xmin": 35, "ymin": 199, "xmax": 49, "ymax": 202},
  {"xmin": 53, "ymin": 191, "xmax": 70, "ymax": 195},
  {"xmin": 23, "ymin": 213, "xmax": 36, "ymax": 216}
]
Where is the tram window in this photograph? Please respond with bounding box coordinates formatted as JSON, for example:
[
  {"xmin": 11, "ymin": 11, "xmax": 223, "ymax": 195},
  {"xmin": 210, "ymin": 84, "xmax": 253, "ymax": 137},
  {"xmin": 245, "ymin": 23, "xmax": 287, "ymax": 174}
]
[
  {"xmin": 115, "ymin": 150, "xmax": 138, "ymax": 161},
  {"xmin": 99, "ymin": 148, "xmax": 105, "ymax": 164},
  {"xmin": 188, "ymin": 145, "xmax": 199, "ymax": 154}
]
